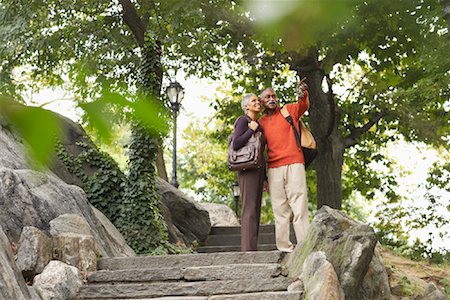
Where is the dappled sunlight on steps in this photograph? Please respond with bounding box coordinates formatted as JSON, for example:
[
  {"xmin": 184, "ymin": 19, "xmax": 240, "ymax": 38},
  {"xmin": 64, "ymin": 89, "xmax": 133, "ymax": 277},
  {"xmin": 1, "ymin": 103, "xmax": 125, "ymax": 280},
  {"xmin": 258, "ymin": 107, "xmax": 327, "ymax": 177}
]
[
  {"xmin": 78, "ymin": 226, "xmax": 302, "ymax": 299},
  {"xmin": 78, "ymin": 250, "xmax": 301, "ymax": 299}
]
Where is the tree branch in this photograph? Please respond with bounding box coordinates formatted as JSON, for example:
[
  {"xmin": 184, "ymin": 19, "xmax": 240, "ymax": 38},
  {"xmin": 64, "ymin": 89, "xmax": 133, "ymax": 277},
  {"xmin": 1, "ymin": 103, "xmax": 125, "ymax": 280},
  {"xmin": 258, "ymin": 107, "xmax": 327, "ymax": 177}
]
[
  {"xmin": 343, "ymin": 110, "xmax": 387, "ymax": 148},
  {"xmin": 118, "ymin": 0, "xmax": 146, "ymax": 47}
]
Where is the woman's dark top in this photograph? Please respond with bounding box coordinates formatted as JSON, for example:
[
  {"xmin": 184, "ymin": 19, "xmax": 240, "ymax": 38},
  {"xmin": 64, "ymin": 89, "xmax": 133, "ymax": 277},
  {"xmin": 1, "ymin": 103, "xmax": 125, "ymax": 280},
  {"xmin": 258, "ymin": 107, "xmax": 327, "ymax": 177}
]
[
  {"xmin": 232, "ymin": 115, "xmax": 263, "ymax": 150},
  {"xmin": 232, "ymin": 115, "xmax": 266, "ymax": 179}
]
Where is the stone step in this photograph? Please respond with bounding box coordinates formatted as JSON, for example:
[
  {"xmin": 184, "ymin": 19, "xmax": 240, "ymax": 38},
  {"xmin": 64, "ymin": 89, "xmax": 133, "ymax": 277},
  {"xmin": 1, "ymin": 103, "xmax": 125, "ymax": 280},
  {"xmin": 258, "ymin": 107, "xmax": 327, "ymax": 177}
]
[
  {"xmin": 88, "ymin": 263, "xmax": 284, "ymax": 284},
  {"xmin": 196, "ymin": 244, "xmax": 279, "ymax": 253},
  {"xmin": 210, "ymin": 225, "xmax": 276, "ymax": 235},
  {"xmin": 202, "ymin": 232, "xmax": 297, "ymax": 247},
  {"xmin": 209, "ymin": 224, "xmax": 294, "ymax": 235},
  {"xmin": 79, "ymin": 277, "xmax": 296, "ymax": 299},
  {"xmin": 81, "ymin": 291, "xmax": 302, "ymax": 300},
  {"xmin": 98, "ymin": 251, "xmax": 284, "ymax": 271}
]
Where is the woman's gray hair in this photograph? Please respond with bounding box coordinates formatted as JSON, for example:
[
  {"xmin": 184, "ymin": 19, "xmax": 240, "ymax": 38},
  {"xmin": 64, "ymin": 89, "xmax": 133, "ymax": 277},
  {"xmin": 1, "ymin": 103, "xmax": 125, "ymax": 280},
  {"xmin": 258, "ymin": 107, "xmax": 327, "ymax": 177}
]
[{"xmin": 241, "ymin": 93, "xmax": 257, "ymax": 113}]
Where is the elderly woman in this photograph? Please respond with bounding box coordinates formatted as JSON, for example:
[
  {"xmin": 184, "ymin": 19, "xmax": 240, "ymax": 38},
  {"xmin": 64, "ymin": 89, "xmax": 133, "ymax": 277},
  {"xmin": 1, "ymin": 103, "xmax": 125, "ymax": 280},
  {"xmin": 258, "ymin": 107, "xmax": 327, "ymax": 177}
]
[{"xmin": 232, "ymin": 93, "xmax": 266, "ymax": 251}]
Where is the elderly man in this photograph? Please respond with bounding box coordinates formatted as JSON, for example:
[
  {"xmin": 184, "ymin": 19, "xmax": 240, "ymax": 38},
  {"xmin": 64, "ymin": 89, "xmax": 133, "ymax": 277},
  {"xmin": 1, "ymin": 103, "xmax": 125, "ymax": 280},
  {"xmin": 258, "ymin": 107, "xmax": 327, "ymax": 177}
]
[{"xmin": 258, "ymin": 82, "xmax": 310, "ymax": 252}]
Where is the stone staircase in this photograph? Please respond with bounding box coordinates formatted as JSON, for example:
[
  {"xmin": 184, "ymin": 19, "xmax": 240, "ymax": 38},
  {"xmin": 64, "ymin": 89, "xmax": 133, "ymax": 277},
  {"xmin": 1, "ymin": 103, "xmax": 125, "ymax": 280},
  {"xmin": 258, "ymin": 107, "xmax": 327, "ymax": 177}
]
[
  {"xmin": 78, "ymin": 225, "xmax": 301, "ymax": 299},
  {"xmin": 78, "ymin": 251, "xmax": 300, "ymax": 299},
  {"xmin": 197, "ymin": 224, "xmax": 296, "ymax": 253}
]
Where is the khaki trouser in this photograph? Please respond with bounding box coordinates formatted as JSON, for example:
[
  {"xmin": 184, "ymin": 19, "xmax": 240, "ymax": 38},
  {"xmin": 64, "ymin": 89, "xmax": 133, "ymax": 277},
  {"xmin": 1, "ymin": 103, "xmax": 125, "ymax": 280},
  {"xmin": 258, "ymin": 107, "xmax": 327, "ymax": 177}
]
[{"xmin": 268, "ymin": 163, "xmax": 309, "ymax": 252}]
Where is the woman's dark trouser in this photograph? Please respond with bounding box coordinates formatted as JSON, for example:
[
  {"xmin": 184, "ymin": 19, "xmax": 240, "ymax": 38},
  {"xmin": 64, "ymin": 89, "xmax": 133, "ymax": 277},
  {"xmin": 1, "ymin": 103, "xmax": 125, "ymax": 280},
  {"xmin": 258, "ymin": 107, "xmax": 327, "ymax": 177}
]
[{"xmin": 238, "ymin": 167, "xmax": 264, "ymax": 251}]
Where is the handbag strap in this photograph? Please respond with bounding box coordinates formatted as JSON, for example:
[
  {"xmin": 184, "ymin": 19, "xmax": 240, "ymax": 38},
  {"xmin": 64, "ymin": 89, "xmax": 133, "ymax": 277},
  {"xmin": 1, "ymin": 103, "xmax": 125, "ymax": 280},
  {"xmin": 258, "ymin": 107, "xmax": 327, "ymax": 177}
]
[{"xmin": 280, "ymin": 106, "xmax": 302, "ymax": 151}]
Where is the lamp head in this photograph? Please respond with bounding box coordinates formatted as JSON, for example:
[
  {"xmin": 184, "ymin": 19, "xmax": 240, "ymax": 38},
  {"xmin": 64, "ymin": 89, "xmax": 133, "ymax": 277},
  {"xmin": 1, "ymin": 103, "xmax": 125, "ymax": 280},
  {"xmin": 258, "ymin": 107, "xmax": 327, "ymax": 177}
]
[
  {"xmin": 231, "ymin": 181, "xmax": 240, "ymax": 197},
  {"xmin": 167, "ymin": 81, "xmax": 184, "ymax": 105}
]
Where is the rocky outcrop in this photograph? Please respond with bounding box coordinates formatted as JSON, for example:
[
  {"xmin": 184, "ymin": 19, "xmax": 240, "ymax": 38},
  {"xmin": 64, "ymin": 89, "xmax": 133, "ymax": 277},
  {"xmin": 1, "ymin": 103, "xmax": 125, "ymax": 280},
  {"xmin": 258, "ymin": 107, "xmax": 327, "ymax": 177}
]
[
  {"xmin": 49, "ymin": 213, "xmax": 93, "ymax": 237},
  {"xmin": 53, "ymin": 232, "xmax": 97, "ymax": 272},
  {"xmin": 287, "ymin": 205, "xmax": 382, "ymax": 300},
  {"xmin": 0, "ymin": 167, "xmax": 132, "ymax": 258},
  {"xmin": 33, "ymin": 260, "xmax": 82, "ymax": 300},
  {"xmin": 199, "ymin": 202, "xmax": 240, "ymax": 226},
  {"xmin": 301, "ymin": 251, "xmax": 345, "ymax": 300},
  {"xmin": 0, "ymin": 112, "xmax": 135, "ymax": 258},
  {"xmin": 416, "ymin": 282, "xmax": 447, "ymax": 300},
  {"xmin": 156, "ymin": 177, "xmax": 210, "ymax": 244},
  {"xmin": 359, "ymin": 245, "xmax": 390, "ymax": 300},
  {"xmin": 0, "ymin": 226, "xmax": 32, "ymax": 300},
  {"xmin": 91, "ymin": 206, "xmax": 135, "ymax": 257},
  {"xmin": 16, "ymin": 226, "xmax": 53, "ymax": 279}
]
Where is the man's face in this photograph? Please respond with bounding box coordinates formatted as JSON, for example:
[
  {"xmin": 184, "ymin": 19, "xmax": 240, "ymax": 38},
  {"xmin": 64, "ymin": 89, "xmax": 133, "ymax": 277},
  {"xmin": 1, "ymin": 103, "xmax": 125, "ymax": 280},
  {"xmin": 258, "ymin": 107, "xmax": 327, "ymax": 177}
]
[{"xmin": 261, "ymin": 89, "xmax": 278, "ymax": 110}]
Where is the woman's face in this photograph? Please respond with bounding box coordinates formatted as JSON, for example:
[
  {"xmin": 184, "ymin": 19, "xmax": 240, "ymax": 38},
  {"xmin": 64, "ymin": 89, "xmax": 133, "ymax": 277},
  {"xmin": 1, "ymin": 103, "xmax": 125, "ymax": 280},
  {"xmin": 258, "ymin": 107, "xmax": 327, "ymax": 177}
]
[{"xmin": 246, "ymin": 96, "xmax": 261, "ymax": 113}]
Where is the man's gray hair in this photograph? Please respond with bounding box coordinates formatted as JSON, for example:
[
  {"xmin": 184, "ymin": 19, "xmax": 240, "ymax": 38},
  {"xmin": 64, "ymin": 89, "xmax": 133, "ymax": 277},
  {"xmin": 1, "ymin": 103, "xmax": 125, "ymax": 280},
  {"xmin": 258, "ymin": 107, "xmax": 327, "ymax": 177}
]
[
  {"xmin": 241, "ymin": 93, "xmax": 257, "ymax": 113},
  {"xmin": 260, "ymin": 87, "xmax": 275, "ymax": 98}
]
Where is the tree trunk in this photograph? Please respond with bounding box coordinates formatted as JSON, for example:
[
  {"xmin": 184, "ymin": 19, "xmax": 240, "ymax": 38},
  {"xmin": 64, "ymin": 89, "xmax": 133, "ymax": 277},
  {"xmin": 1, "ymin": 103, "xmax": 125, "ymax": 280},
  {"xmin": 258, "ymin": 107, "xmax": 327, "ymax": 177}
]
[
  {"xmin": 315, "ymin": 128, "xmax": 344, "ymax": 209},
  {"xmin": 295, "ymin": 50, "xmax": 344, "ymax": 209},
  {"xmin": 156, "ymin": 144, "xmax": 168, "ymax": 181}
]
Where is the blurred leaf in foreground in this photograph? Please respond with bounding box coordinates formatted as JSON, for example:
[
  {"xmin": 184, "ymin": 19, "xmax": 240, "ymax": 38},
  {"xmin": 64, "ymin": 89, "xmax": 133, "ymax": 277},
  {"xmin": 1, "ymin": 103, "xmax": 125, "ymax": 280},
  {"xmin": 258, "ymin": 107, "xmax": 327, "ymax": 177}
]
[{"xmin": 0, "ymin": 96, "xmax": 61, "ymax": 167}]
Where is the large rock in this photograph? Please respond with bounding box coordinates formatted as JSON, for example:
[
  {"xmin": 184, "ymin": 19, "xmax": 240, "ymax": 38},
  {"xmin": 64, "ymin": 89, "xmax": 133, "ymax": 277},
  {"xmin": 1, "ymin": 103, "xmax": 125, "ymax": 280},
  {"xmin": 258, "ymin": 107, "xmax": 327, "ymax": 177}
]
[
  {"xmin": 287, "ymin": 206, "xmax": 378, "ymax": 300},
  {"xmin": 359, "ymin": 245, "xmax": 390, "ymax": 300},
  {"xmin": 159, "ymin": 200, "xmax": 187, "ymax": 245},
  {"xmin": 0, "ymin": 112, "xmax": 135, "ymax": 258},
  {"xmin": 33, "ymin": 260, "xmax": 82, "ymax": 300},
  {"xmin": 0, "ymin": 226, "xmax": 32, "ymax": 300},
  {"xmin": 157, "ymin": 177, "xmax": 211, "ymax": 245},
  {"xmin": 16, "ymin": 226, "xmax": 53, "ymax": 279},
  {"xmin": 301, "ymin": 251, "xmax": 345, "ymax": 300},
  {"xmin": 91, "ymin": 206, "xmax": 135, "ymax": 257},
  {"xmin": 53, "ymin": 232, "xmax": 97, "ymax": 272},
  {"xmin": 199, "ymin": 202, "xmax": 240, "ymax": 226},
  {"xmin": 416, "ymin": 282, "xmax": 447, "ymax": 300},
  {"xmin": 49, "ymin": 213, "xmax": 92, "ymax": 237}
]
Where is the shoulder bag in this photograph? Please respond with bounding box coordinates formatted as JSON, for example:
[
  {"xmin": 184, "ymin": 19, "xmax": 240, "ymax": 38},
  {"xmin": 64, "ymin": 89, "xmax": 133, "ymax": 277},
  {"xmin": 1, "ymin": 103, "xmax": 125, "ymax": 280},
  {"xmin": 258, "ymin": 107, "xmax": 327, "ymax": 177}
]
[
  {"xmin": 227, "ymin": 117, "xmax": 263, "ymax": 171},
  {"xmin": 280, "ymin": 106, "xmax": 318, "ymax": 169}
]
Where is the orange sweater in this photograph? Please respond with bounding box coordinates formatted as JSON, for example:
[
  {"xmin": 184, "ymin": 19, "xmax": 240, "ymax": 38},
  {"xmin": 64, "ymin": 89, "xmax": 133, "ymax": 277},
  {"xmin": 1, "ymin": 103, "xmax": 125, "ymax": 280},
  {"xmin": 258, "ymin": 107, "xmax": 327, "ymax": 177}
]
[{"xmin": 259, "ymin": 92, "xmax": 309, "ymax": 168}]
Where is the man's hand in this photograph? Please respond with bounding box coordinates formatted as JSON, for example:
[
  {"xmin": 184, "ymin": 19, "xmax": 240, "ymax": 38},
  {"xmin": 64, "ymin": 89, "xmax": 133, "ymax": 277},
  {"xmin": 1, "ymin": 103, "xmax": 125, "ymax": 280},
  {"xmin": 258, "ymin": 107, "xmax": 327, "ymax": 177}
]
[
  {"xmin": 297, "ymin": 79, "xmax": 308, "ymax": 99},
  {"xmin": 248, "ymin": 121, "xmax": 259, "ymax": 131}
]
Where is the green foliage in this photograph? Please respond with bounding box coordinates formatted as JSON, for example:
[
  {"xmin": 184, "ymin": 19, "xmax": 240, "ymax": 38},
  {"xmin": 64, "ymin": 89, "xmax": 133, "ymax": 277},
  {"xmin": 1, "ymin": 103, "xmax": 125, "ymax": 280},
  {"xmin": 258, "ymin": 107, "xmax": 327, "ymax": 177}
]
[
  {"xmin": 178, "ymin": 117, "xmax": 236, "ymax": 203},
  {"xmin": 119, "ymin": 123, "xmax": 168, "ymax": 253},
  {"xmin": 55, "ymin": 138, "xmax": 170, "ymax": 254},
  {"xmin": 374, "ymin": 190, "xmax": 449, "ymax": 264}
]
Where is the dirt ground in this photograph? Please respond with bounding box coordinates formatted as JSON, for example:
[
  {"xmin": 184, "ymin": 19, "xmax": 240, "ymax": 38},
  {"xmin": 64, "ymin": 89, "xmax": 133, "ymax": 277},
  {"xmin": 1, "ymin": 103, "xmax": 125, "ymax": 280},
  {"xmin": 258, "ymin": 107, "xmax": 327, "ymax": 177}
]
[{"xmin": 379, "ymin": 246, "xmax": 450, "ymax": 299}]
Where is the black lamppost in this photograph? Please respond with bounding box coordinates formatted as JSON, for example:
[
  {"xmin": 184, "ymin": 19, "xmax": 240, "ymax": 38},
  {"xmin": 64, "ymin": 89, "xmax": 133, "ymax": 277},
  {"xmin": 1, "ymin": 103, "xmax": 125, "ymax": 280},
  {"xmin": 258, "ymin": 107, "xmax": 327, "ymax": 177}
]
[
  {"xmin": 231, "ymin": 181, "xmax": 240, "ymax": 218},
  {"xmin": 166, "ymin": 81, "xmax": 184, "ymax": 188},
  {"xmin": 445, "ymin": 1, "xmax": 450, "ymax": 33}
]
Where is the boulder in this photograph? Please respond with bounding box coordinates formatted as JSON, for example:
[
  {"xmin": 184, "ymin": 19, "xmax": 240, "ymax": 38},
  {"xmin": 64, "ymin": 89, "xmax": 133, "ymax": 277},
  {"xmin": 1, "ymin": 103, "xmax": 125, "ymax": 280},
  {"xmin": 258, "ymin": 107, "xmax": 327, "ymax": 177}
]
[
  {"xmin": 156, "ymin": 177, "xmax": 211, "ymax": 244},
  {"xmin": 91, "ymin": 206, "xmax": 135, "ymax": 257},
  {"xmin": 0, "ymin": 167, "xmax": 130, "ymax": 258},
  {"xmin": 0, "ymin": 113, "xmax": 135, "ymax": 258},
  {"xmin": 199, "ymin": 203, "xmax": 239, "ymax": 226},
  {"xmin": 33, "ymin": 260, "xmax": 82, "ymax": 300},
  {"xmin": 159, "ymin": 200, "xmax": 187, "ymax": 245},
  {"xmin": 16, "ymin": 226, "xmax": 53, "ymax": 279},
  {"xmin": 301, "ymin": 251, "xmax": 345, "ymax": 300},
  {"xmin": 287, "ymin": 206, "xmax": 377, "ymax": 300},
  {"xmin": 53, "ymin": 232, "xmax": 97, "ymax": 272},
  {"xmin": 28, "ymin": 286, "xmax": 42, "ymax": 300},
  {"xmin": 416, "ymin": 282, "xmax": 447, "ymax": 300},
  {"xmin": 0, "ymin": 226, "xmax": 32, "ymax": 300},
  {"xmin": 49, "ymin": 213, "xmax": 92, "ymax": 237},
  {"xmin": 359, "ymin": 245, "xmax": 390, "ymax": 300}
]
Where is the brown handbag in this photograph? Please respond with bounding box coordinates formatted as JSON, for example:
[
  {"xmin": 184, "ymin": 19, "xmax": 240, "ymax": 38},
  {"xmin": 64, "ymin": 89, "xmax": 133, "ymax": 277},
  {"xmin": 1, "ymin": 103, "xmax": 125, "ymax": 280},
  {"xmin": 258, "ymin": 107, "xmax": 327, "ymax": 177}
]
[{"xmin": 227, "ymin": 119, "xmax": 263, "ymax": 171}]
